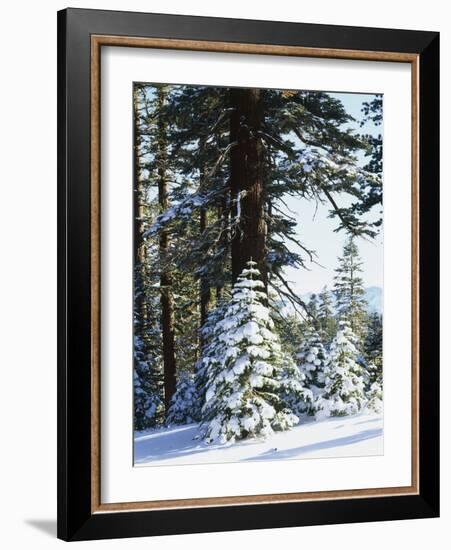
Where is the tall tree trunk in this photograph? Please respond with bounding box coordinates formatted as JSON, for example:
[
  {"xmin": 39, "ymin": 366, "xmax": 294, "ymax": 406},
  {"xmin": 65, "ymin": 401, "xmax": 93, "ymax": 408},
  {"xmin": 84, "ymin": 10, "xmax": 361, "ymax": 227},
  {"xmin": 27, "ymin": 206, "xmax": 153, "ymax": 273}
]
[
  {"xmin": 229, "ymin": 88, "xmax": 267, "ymax": 286},
  {"xmin": 215, "ymin": 194, "xmax": 228, "ymax": 300},
  {"xmin": 266, "ymin": 198, "xmax": 272, "ymax": 287},
  {"xmin": 133, "ymin": 87, "xmax": 149, "ymax": 352},
  {"xmin": 199, "ymin": 206, "xmax": 211, "ymax": 336},
  {"xmin": 156, "ymin": 87, "xmax": 177, "ymax": 410}
]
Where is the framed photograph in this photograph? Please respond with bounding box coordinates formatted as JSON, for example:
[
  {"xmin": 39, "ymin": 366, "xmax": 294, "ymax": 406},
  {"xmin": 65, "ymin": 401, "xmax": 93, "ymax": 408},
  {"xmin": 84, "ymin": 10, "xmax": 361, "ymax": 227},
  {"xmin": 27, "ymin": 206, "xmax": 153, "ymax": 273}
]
[{"xmin": 57, "ymin": 8, "xmax": 439, "ymax": 541}]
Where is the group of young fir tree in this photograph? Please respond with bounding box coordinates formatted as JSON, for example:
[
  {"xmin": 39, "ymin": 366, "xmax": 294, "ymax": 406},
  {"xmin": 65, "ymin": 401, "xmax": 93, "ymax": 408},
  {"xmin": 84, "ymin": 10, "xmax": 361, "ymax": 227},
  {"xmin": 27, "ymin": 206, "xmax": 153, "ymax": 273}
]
[{"xmin": 133, "ymin": 83, "xmax": 383, "ymax": 444}]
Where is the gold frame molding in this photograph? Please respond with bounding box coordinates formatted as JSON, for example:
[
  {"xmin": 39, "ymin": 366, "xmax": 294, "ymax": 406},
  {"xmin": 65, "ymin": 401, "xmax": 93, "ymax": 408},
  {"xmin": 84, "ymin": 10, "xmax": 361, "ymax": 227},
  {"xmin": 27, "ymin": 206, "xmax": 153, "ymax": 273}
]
[{"xmin": 90, "ymin": 35, "xmax": 419, "ymax": 514}]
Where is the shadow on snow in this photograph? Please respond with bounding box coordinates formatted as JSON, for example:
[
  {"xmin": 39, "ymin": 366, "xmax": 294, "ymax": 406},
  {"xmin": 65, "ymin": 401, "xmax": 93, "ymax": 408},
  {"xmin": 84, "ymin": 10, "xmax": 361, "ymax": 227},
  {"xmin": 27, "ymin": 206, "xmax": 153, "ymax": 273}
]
[
  {"xmin": 242, "ymin": 427, "xmax": 382, "ymax": 461},
  {"xmin": 134, "ymin": 414, "xmax": 383, "ymax": 465}
]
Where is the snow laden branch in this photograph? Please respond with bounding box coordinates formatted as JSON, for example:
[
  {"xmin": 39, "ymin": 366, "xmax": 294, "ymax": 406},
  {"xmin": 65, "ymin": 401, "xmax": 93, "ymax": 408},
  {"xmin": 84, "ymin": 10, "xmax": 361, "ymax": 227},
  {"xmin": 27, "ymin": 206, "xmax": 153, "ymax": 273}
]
[{"xmin": 198, "ymin": 262, "xmax": 309, "ymax": 444}]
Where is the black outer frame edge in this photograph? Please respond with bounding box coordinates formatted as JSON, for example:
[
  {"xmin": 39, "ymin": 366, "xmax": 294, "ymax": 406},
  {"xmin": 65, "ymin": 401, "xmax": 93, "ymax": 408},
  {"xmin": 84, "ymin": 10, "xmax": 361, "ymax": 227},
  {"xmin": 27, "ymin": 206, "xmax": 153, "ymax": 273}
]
[
  {"xmin": 57, "ymin": 8, "xmax": 68, "ymax": 541},
  {"xmin": 62, "ymin": 7, "xmax": 437, "ymax": 53},
  {"xmin": 57, "ymin": 7, "xmax": 440, "ymax": 541},
  {"xmin": 418, "ymin": 34, "xmax": 440, "ymax": 513},
  {"xmin": 71, "ymin": 495, "xmax": 437, "ymax": 542},
  {"xmin": 58, "ymin": 7, "xmax": 93, "ymax": 541}
]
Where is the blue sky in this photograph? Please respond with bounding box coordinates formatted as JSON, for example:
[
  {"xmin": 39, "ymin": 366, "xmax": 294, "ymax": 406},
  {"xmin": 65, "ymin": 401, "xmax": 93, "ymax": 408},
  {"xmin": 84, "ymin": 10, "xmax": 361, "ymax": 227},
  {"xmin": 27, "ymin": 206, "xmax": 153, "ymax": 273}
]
[{"xmin": 283, "ymin": 92, "xmax": 383, "ymax": 295}]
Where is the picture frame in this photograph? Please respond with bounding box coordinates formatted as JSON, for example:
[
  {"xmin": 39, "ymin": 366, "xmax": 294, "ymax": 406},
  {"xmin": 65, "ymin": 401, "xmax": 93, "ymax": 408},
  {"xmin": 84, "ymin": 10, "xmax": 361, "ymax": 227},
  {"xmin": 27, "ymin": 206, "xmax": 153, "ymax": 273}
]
[{"xmin": 57, "ymin": 7, "xmax": 439, "ymax": 541}]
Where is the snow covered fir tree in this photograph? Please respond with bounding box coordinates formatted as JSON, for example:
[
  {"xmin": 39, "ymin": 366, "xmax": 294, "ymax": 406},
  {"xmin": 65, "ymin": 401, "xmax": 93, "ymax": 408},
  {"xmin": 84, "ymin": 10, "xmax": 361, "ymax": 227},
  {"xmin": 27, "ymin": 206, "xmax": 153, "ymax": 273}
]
[
  {"xmin": 333, "ymin": 235, "xmax": 369, "ymax": 341},
  {"xmin": 131, "ymin": 83, "xmax": 385, "ymax": 465},
  {"xmin": 166, "ymin": 371, "xmax": 199, "ymax": 426},
  {"xmin": 296, "ymin": 326, "xmax": 328, "ymax": 414},
  {"xmin": 315, "ymin": 321, "xmax": 366, "ymax": 418},
  {"xmin": 200, "ymin": 261, "xmax": 301, "ymax": 444}
]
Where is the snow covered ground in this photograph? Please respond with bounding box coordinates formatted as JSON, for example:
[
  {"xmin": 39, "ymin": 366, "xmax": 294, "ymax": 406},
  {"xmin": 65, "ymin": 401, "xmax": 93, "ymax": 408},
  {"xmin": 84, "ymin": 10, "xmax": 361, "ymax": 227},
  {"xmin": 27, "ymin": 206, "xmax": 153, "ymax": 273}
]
[{"xmin": 134, "ymin": 413, "xmax": 383, "ymax": 466}]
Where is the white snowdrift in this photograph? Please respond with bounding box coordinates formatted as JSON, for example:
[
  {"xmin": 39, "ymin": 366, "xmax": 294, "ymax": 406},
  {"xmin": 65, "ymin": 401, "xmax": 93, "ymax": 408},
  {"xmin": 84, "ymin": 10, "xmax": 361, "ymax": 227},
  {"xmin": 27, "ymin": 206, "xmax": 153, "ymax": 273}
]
[{"xmin": 134, "ymin": 412, "xmax": 383, "ymax": 467}]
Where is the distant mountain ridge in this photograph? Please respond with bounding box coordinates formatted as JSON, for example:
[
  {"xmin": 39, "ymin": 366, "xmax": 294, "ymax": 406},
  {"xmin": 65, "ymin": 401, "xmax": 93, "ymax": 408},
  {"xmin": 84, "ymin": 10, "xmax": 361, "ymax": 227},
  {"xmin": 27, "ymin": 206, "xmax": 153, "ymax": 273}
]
[{"xmin": 364, "ymin": 286, "xmax": 383, "ymax": 313}]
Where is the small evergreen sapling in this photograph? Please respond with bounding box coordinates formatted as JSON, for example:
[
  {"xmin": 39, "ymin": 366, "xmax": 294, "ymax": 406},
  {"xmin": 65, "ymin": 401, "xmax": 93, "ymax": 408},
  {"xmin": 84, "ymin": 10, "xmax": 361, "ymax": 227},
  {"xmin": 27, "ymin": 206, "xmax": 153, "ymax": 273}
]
[
  {"xmin": 316, "ymin": 321, "xmax": 366, "ymax": 418},
  {"xmin": 362, "ymin": 311, "xmax": 383, "ymax": 412},
  {"xmin": 201, "ymin": 261, "xmax": 299, "ymax": 444},
  {"xmin": 194, "ymin": 300, "xmax": 228, "ymax": 413},
  {"xmin": 364, "ymin": 312, "xmax": 383, "ymax": 382},
  {"xmin": 296, "ymin": 326, "xmax": 328, "ymax": 413},
  {"xmin": 133, "ymin": 335, "xmax": 164, "ymax": 430},
  {"xmin": 166, "ymin": 371, "xmax": 199, "ymax": 425},
  {"xmin": 363, "ymin": 356, "xmax": 383, "ymax": 413},
  {"xmin": 278, "ymin": 352, "xmax": 314, "ymax": 418},
  {"xmin": 365, "ymin": 375, "xmax": 383, "ymax": 414}
]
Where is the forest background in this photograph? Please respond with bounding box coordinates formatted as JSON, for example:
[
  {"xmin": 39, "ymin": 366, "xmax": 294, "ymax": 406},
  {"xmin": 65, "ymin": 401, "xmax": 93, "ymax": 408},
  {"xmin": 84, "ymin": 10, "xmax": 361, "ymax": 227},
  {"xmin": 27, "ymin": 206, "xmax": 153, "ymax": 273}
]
[{"xmin": 132, "ymin": 83, "xmax": 383, "ymax": 447}]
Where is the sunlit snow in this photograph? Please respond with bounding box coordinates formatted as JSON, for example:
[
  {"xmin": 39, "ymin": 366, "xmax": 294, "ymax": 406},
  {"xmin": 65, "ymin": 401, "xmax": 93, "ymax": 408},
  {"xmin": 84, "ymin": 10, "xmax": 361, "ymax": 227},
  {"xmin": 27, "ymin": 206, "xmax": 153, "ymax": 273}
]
[{"xmin": 134, "ymin": 412, "xmax": 383, "ymax": 466}]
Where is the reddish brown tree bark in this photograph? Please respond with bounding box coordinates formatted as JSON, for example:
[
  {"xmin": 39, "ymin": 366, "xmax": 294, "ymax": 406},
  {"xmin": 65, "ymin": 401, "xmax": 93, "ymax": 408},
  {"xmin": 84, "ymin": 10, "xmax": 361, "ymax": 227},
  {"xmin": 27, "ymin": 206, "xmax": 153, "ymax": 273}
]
[
  {"xmin": 156, "ymin": 87, "xmax": 177, "ymax": 410},
  {"xmin": 133, "ymin": 86, "xmax": 150, "ymax": 355},
  {"xmin": 229, "ymin": 88, "xmax": 267, "ymax": 287}
]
